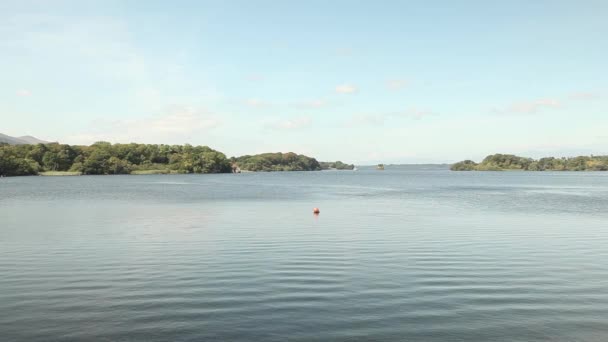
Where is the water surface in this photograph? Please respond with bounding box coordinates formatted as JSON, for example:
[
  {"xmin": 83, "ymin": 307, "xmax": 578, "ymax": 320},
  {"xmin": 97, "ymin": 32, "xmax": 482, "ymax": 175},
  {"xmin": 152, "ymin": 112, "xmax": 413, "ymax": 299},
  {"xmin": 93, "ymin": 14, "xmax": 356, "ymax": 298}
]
[{"xmin": 1, "ymin": 168, "xmax": 608, "ymax": 341}]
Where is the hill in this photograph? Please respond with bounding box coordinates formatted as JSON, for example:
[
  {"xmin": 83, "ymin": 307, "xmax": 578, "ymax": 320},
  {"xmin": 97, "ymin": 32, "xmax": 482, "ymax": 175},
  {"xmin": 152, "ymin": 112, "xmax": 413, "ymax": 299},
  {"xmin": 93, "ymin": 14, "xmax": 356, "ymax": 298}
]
[
  {"xmin": 17, "ymin": 135, "xmax": 50, "ymax": 144},
  {"xmin": 0, "ymin": 133, "xmax": 50, "ymax": 145}
]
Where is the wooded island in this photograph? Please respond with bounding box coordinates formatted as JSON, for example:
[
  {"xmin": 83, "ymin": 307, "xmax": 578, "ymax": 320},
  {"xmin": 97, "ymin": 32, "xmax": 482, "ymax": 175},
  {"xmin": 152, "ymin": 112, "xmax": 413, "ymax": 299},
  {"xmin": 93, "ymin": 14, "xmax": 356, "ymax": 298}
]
[{"xmin": 451, "ymin": 154, "xmax": 608, "ymax": 171}]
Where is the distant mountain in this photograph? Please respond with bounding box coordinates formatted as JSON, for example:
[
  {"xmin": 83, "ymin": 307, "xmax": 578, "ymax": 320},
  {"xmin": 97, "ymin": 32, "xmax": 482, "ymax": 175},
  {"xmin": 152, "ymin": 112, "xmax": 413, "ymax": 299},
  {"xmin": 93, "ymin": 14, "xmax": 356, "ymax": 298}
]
[
  {"xmin": 0, "ymin": 133, "xmax": 51, "ymax": 145},
  {"xmin": 16, "ymin": 135, "xmax": 50, "ymax": 144},
  {"xmin": 0, "ymin": 133, "xmax": 27, "ymax": 145}
]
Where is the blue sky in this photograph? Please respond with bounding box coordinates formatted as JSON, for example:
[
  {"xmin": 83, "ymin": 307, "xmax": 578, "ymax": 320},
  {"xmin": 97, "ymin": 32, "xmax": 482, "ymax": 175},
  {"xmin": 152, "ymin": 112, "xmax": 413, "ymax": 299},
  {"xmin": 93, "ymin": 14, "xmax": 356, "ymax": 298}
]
[{"xmin": 1, "ymin": 0, "xmax": 607, "ymax": 164}]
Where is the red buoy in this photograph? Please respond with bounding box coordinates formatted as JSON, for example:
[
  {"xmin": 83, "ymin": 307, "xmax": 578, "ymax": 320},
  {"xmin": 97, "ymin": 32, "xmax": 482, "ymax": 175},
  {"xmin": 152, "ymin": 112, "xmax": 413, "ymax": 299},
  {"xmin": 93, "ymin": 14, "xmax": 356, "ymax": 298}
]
[{"xmin": 313, "ymin": 208, "xmax": 320, "ymax": 214}]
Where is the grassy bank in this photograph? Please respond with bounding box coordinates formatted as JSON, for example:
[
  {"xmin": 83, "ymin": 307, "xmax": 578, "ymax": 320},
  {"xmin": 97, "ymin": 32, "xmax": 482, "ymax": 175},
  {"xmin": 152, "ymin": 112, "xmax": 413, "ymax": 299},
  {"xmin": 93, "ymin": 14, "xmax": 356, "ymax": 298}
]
[{"xmin": 39, "ymin": 171, "xmax": 82, "ymax": 176}]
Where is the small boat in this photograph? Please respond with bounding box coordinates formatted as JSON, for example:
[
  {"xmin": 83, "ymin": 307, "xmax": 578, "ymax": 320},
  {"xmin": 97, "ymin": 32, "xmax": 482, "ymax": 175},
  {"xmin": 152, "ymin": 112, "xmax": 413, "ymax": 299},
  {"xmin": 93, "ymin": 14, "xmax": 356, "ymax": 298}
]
[{"xmin": 376, "ymin": 164, "xmax": 385, "ymax": 170}]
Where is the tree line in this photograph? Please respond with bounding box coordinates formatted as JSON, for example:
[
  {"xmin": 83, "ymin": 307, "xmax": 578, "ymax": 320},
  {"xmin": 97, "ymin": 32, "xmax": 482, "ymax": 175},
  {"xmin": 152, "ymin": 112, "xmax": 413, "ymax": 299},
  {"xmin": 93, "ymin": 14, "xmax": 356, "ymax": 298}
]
[
  {"xmin": 0, "ymin": 142, "xmax": 348, "ymax": 176},
  {"xmin": 451, "ymin": 153, "xmax": 608, "ymax": 171},
  {"xmin": 0, "ymin": 142, "xmax": 235, "ymax": 176}
]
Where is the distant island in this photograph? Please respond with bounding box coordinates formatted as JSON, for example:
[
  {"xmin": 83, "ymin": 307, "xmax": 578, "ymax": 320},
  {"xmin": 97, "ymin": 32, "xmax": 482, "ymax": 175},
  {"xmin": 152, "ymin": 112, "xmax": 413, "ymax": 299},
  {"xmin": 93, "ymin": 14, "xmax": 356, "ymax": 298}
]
[
  {"xmin": 319, "ymin": 161, "xmax": 355, "ymax": 170},
  {"xmin": 451, "ymin": 154, "xmax": 608, "ymax": 171},
  {"xmin": 0, "ymin": 139, "xmax": 353, "ymax": 177},
  {"xmin": 232, "ymin": 153, "xmax": 322, "ymax": 172}
]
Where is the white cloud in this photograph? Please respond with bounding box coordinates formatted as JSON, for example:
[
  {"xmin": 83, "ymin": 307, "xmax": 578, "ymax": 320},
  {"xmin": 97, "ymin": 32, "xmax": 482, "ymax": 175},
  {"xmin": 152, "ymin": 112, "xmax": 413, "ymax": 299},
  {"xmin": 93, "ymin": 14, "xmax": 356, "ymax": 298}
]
[
  {"xmin": 335, "ymin": 84, "xmax": 358, "ymax": 94},
  {"xmin": 63, "ymin": 106, "xmax": 220, "ymax": 145},
  {"xmin": 16, "ymin": 89, "xmax": 32, "ymax": 97},
  {"xmin": 265, "ymin": 116, "xmax": 312, "ymax": 130},
  {"xmin": 347, "ymin": 108, "xmax": 435, "ymax": 126},
  {"xmin": 492, "ymin": 91, "xmax": 606, "ymax": 116},
  {"xmin": 134, "ymin": 106, "xmax": 219, "ymax": 134},
  {"xmin": 492, "ymin": 98, "xmax": 561, "ymax": 115},
  {"xmin": 386, "ymin": 79, "xmax": 407, "ymax": 90},
  {"xmin": 348, "ymin": 114, "xmax": 387, "ymax": 126},
  {"xmin": 246, "ymin": 98, "xmax": 270, "ymax": 108}
]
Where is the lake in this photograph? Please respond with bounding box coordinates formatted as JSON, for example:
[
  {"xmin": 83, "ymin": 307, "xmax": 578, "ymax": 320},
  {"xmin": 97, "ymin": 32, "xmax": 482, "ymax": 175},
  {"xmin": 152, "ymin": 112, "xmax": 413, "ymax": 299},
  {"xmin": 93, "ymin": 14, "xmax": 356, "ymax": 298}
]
[{"xmin": 1, "ymin": 167, "xmax": 608, "ymax": 341}]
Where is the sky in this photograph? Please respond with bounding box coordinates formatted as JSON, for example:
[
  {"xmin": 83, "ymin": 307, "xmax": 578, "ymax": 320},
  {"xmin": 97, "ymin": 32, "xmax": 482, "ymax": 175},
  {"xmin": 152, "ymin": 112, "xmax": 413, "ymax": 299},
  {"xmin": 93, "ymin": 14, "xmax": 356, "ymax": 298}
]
[{"xmin": 1, "ymin": 0, "xmax": 607, "ymax": 164}]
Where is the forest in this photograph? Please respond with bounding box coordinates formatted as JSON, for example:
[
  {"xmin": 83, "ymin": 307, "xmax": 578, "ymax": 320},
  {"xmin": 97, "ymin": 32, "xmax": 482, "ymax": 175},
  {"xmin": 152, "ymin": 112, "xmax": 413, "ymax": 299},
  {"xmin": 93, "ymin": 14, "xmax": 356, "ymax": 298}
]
[
  {"xmin": 0, "ymin": 142, "xmax": 328, "ymax": 177},
  {"xmin": 451, "ymin": 153, "xmax": 608, "ymax": 171}
]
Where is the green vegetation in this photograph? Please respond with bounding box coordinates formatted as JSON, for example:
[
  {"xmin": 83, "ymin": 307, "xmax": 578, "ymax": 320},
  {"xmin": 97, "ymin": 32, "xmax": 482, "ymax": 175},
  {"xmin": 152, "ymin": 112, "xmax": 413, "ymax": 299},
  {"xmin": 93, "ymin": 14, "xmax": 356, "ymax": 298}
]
[
  {"xmin": 319, "ymin": 161, "xmax": 355, "ymax": 170},
  {"xmin": 233, "ymin": 152, "xmax": 321, "ymax": 172},
  {"xmin": 0, "ymin": 142, "xmax": 232, "ymax": 177},
  {"xmin": 0, "ymin": 143, "xmax": 333, "ymax": 177},
  {"xmin": 450, "ymin": 160, "xmax": 478, "ymax": 171},
  {"xmin": 451, "ymin": 153, "xmax": 608, "ymax": 171}
]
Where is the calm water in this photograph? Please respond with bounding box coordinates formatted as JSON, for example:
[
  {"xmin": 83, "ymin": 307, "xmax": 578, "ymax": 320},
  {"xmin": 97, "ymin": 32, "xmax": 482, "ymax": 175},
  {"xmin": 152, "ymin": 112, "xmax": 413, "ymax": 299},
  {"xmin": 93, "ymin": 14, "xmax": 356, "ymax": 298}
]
[{"xmin": 1, "ymin": 168, "xmax": 608, "ymax": 341}]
